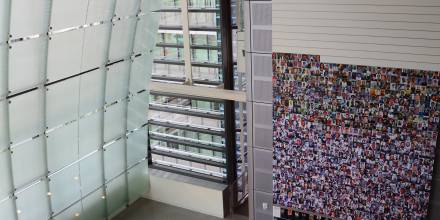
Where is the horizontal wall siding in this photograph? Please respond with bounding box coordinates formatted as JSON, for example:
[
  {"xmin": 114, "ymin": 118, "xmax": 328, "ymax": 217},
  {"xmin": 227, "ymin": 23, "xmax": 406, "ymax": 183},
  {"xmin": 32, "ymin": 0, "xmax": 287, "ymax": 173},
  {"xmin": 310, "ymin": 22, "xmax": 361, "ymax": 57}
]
[{"xmin": 272, "ymin": 0, "xmax": 440, "ymax": 71}]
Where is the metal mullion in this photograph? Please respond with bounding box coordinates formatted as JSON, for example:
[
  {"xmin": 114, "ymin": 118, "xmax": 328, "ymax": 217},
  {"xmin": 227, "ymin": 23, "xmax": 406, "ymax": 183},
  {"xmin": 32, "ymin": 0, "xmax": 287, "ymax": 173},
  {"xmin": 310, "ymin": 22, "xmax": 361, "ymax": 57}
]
[
  {"xmin": 123, "ymin": 0, "xmax": 144, "ymax": 205},
  {"xmin": 100, "ymin": 1, "xmax": 118, "ymax": 218},
  {"xmin": 180, "ymin": 0, "xmax": 193, "ymax": 84},
  {"xmin": 2, "ymin": 0, "xmax": 19, "ymax": 219}
]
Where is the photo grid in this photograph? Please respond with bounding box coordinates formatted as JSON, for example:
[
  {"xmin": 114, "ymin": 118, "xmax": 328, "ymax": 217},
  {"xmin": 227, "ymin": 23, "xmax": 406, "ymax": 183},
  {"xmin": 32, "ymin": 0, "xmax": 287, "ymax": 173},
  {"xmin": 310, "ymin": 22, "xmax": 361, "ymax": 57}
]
[{"xmin": 272, "ymin": 53, "xmax": 440, "ymax": 219}]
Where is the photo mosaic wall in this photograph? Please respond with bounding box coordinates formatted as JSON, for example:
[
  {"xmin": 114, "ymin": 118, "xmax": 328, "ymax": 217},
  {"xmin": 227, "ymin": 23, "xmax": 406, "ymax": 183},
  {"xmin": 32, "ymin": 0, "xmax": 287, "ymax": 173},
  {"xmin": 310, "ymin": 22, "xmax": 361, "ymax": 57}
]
[{"xmin": 272, "ymin": 53, "xmax": 440, "ymax": 219}]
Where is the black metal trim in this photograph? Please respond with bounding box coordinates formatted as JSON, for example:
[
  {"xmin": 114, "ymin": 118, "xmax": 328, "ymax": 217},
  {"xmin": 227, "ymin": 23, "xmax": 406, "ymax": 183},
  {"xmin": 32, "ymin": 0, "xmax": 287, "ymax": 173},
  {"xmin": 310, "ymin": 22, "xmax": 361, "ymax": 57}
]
[
  {"xmin": 150, "ymin": 90, "xmax": 224, "ymax": 102},
  {"xmin": 156, "ymin": 42, "xmax": 220, "ymax": 50},
  {"xmin": 151, "ymin": 75, "xmax": 222, "ymax": 86},
  {"xmin": 155, "ymin": 8, "xmax": 219, "ymax": 13},
  {"xmin": 149, "ymin": 133, "xmax": 225, "ymax": 152},
  {"xmin": 153, "ymin": 59, "xmax": 222, "ymax": 68},
  {"xmin": 149, "ymin": 119, "xmax": 225, "ymax": 136},
  {"xmin": 150, "ymin": 164, "xmax": 226, "ymax": 183},
  {"xmin": 159, "ymin": 25, "xmax": 220, "ymax": 32},
  {"xmin": 149, "ymin": 104, "xmax": 224, "ymax": 120},
  {"xmin": 151, "ymin": 149, "xmax": 226, "ymax": 168}
]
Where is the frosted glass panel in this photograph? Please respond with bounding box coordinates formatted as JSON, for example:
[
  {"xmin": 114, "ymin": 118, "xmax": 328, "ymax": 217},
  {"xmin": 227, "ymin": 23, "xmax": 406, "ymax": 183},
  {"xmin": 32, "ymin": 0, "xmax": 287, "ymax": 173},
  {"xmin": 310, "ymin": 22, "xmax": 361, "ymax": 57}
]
[
  {"xmin": 46, "ymin": 77, "xmax": 80, "ymax": 128},
  {"xmin": 16, "ymin": 181, "xmax": 50, "ymax": 220},
  {"xmin": 81, "ymin": 24, "xmax": 111, "ymax": 71},
  {"xmin": 127, "ymin": 128, "xmax": 147, "ymax": 167},
  {"xmin": 2, "ymin": 1, "xmax": 158, "ymax": 218},
  {"xmin": 47, "ymin": 29, "xmax": 84, "ymax": 82},
  {"xmin": 11, "ymin": 137, "xmax": 46, "ymax": 188},
  {"xmin": 104, "ymin": 138, "xmax": 126, "ymax": 180},
  {"xmin": 49, "ymin": 164, "xmax": 81, "ymax": 214},
  {"xmin": 9, "ymin": 89, "xmax": 44, "ymax": 144},
  {"xmin": 86, "ymin": 0, "xmax": 114, "ymax": 23},
  {"xmin": 0, "ymin": 101, "xmax": 7, "ymax": 152},
  {"xmin": 105, "ymin": 60, "xmax": 130, "ymax": 103},
  {"xmin": 115, "ymin": 0, "xmax": 140, "ymax": 17},
  {"xmin": 0, "ymin": 151, "xmax": 12, "ymax": 199},
  {"xmin": 8, "ymin": 38, "xmax": 46, "ymax": 93},
  {"xmin": 134, "ymin": 16, "xmax": 159, "ymax": 53},
  {"xmin": 79, "ymin": 69, "xmax": 105, "ymax": 115},
  {"xmin": 47, "ymin": 122, "xmax": 79, "ymax": 172},
  {"xmin": 0, "ymin": 198, "xmax": 15, "ymax": 220},
  {"xmin": 129, "ymin": 54, "xmax": 152, "ymax": 93},
  {"xmin": 106, "ymin": 174, "xmax": 127, "ymax": 216},
  {"xmin": 128, "ymin": 161, "xmax": 148, "ymax": 203},
  {"xmin": 50, "ymin": 0, "xmax": 88, "ymax": 30},
  {"xmin": 141, "ymin": 0, "xmax": 161, "ymax": 12},
  {"xmin": 53, "ymin": 201, "xmax": 82, "ymax": 220},
  {"xmin": 81, "ymin": 188, "xmax": 106, "ymax": 220},
  {"xmin": 10, "ymin": 0, "xmax": 49, "ymax": 38},
  {"xmin": 108, "ymin": 18, "xmax": 136, "ymax": 61},
  {"xmin": 79, "ymin": 113, "xmax": 102, "ymax": 158},
  {"xmin": 104, "ymin": 101, "xmax": 126, "ymax": 142},
  {"xmin": 127, "ymin": 93, "xmax": 149, "ymax": 131},
  {"xmin": 79, "ymin": 151, "xmax": 103, "ymax": 195}
]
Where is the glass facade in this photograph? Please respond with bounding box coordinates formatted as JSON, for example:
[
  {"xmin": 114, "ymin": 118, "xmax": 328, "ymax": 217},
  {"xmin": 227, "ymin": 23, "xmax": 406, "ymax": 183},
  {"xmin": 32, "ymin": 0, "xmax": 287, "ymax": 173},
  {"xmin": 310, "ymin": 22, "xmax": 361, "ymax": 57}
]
[{"xmin": 0, "ymin": 1, "xmax": 159, "ymax": 219}]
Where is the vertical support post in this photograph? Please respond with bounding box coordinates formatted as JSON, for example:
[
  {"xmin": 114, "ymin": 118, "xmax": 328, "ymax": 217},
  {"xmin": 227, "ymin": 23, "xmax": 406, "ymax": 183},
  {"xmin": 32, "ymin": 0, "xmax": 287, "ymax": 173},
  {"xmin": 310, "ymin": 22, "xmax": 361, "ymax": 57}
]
[
  {"xmin": 220, "ymin": 0, "xmax": 238, "ymax": 215},
  {"xmin": 180, "ymin": 0, "xmax": 193, "ymax": 85}
]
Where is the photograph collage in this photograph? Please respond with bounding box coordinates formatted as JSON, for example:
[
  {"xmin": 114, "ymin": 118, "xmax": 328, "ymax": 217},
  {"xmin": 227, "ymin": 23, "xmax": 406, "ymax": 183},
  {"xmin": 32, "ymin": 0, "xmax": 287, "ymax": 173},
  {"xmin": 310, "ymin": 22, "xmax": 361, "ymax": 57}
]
[{"xmin": 272, "ymin": 53, "xmax": 440, "ymax": 219}]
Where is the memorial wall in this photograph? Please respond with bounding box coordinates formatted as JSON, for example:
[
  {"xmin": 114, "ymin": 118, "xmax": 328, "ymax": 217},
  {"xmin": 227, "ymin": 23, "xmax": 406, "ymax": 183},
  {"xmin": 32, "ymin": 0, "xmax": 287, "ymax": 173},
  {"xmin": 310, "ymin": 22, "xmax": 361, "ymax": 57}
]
[{"xmin": 272, "ymin": 53, "xmax": 439, "ymax": 219}]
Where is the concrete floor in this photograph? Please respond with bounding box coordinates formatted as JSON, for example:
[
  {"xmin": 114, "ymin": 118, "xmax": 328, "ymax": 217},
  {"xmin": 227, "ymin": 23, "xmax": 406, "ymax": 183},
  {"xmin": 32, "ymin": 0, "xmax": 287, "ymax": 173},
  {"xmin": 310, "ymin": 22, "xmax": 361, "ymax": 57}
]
[{"xmin": 112, "ymin": 199, "xmax": 248, "ymax": 220}]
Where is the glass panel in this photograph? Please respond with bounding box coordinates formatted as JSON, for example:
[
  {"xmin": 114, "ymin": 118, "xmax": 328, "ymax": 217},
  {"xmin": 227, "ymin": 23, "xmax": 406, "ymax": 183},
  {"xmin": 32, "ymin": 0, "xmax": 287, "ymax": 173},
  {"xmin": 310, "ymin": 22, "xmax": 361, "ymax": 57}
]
[
  {"xmin": 104, "ymin": 138, "xmax": 126, "ymax": 180},
  {"xmin": 115, "ymin": 0, "xmax": 140, "ymax": 17},
  {"xmin": 127, "ymin": 128, "xmax": 147, "ymax": 167},
  {"xmin": 134, "ymin": 15, "xmax": 159, "ymax": 53},
  {"xmin": 86, "ymin": 0, "xmax": 114, "ymax": 23},
  {"xmin": 103, "ymin": 101, "xmax": 126, "ymax": 142},
  {"xmin": 11, "ymin": 136, "xmax": 46, "ymax": 188},
  {"xmin": 159, "ymin": 12, "xmax": 181, "ymax": 26},
  {"xmin": 16, "ymin": 180, "xmax": 50, "ymax": 220},
  {"xmin": 0, "ymin": 151, "xmax": 12, "ymax": 199},
  {"xmin": 106, "ymin": 174, "xmax": 127, "ymax": 216},
  {"xmin": 129, "ymin": 54, "xmax": 152, "ymax": 94},
  {"xmin": 81, "ymin": 24, "xmax": 111, "ymax": 71},
  {"xmin": 0, "ymin": 2, "xmax": 8, "ymax": 43},
  {"xmin": 53, "ymin": 201, "xmax": 82, "ymax": 220},
  {"xmin": 47, "ymin": 122, "xmax": 79, "ymax": 172},
  {"xmin": 127, "ymin": 161, "xmax": 148, "ymax": 203},
  {"xmin": 8, "ymin": 38, "xmax": 46, "ymax": 93},
  {"xmin": 81, "ymin": 188, "xmax": 106, "ymax": 220},
  {"xmin": 127, "ymin": 92, "xmax": 149, "ymax": 131},
  {"xmin": 49, "ymin": 163, "xmax": 81, "ymax": 214},
  {"xmin": 108, "ymin": 18, "xmax": 136, "ymax": 61},
  {"xmin": 105, "ymin": 60, "xmax": 130, "ymax": 104},
  {"xmin": 9, "ymin": 89, "xmax": 44, "ymax": 144},
  {"xmin": 0, "ymin": 198, "xmax": 15, "ymax": 220},
  {"xmin": 0, "ymin": 101, "xmax": 7, "ymax": 152},
  {"xmin": 79, "ymin": 113, "xmax": 102, "ymax": 158},
  {"xmin": 10, "ymin": 0, "xmax": 49, "ymax": 38},
  {"xmin": 79, "ymin": 69, "xmax": 105, "ymax": 115},
  {"xmin": 47, "ymin": 29, "xmax": 84, "ymax": 82},
  {"xmin": 50, "ymin": 0, "xmax": 88, "ymax": 30},
  {"xmin": 46, "ymin": 77, "xmax": 80, "ymax": 129},
  {"xmin": 79, "ymin": 151, "xmax": 103, "ymax": 195}
]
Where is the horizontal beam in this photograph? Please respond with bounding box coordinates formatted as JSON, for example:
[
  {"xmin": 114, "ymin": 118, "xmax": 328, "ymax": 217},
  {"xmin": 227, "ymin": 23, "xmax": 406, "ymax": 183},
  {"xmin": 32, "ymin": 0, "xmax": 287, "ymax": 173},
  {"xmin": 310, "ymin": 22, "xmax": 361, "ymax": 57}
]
[
  {"xmin": 154, "ymin": 59, "xmax": 222, "ymax": 68},
  {"xmin": 151, "ymin": 149, "xmax": 226, "ymax": 168},
  {"xmin": 149, "ymin": 103, "xmax": 224, "ymax": 120},
  {"xmin": 159, "ymin": 25, "xmax": 220, "ymax": 32},
  {"xmin": 150, "ymin": 164, "xmax": 226, "ymax": 183},
  {"xmin": 150, "ymin": 81, "xmax": 247, "ymax": 102},
  {"xmin": 155, "ymin": 8, "xmax": 219, "ymax": 13},
  {"xmin": 149, "ymin": 119, "xmax": 225, "ymax": 136},
  {"xmin": 151, "ymin": 76, "xmax": 222, "ymax": 86},
  {"xmin": 156, "ymin": 42, "xmax": 220, "ymax": 50},
  {"xmin": 149, "ymin": 133, "xmax": 225, "ymax": 152}
]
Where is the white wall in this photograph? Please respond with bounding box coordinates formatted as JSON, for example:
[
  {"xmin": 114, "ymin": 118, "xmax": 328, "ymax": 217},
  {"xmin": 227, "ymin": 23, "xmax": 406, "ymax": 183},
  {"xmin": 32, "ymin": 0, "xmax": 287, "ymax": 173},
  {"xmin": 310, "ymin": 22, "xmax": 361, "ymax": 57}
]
[{"xmin": 272, "ymin": 0, "xmax": 440, "ymax": 71}]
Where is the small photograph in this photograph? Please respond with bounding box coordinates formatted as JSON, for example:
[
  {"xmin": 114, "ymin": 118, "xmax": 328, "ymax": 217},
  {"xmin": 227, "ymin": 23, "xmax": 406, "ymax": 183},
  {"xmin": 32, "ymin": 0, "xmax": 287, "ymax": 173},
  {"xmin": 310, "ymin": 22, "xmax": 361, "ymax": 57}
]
[{"xmin": 272, "ymin": 52, "xmax": 440, "ymax": 219}]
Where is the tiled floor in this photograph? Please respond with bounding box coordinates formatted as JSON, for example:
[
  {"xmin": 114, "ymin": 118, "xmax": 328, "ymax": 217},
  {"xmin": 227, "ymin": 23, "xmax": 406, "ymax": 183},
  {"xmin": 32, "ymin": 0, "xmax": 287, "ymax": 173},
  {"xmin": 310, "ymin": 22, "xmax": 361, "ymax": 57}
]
[{"xmin": 112, "ymin": 199, "xmax": 248, "ymax": 220}]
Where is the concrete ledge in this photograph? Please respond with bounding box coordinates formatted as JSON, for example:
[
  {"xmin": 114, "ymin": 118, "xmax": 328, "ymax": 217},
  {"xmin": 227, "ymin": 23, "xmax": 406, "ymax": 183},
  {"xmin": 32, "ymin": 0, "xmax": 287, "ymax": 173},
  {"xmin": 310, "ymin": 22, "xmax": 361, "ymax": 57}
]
[{"xmin": 144, "ymin": 168, "xmax": 228, "ymax": 218}]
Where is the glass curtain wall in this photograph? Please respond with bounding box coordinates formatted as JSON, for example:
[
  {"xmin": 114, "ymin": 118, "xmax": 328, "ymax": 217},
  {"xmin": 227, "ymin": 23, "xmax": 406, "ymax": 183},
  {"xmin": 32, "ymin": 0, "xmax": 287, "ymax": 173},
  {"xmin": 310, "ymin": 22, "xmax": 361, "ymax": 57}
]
[{"xmin": 0, "ymin": 1, "xmax": 159, "ymax": 219}]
